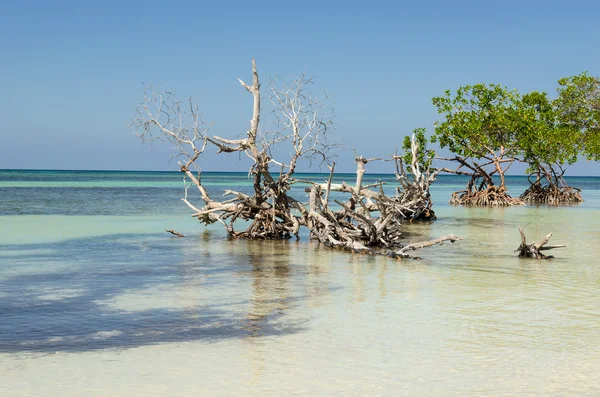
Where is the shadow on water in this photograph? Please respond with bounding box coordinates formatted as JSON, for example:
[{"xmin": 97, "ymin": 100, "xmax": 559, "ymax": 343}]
[{"xmin": 0, "ymin": 233, "xmax": 310, "ymax": 354}]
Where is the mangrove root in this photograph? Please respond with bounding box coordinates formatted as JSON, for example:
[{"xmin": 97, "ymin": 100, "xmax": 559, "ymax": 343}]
[
  {"xmin": 520, "ymin": 182, "xmax": 583, "ymax": 204},
  {"xmin": 449, "ymin": 186, "xmax": 524, "ymax": 206},
  {"xmin": 515, "ymin": 227, "xmax": 565, "ymax": 259}
]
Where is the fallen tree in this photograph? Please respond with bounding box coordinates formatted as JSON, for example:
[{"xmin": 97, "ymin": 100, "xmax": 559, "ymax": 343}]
[
  {"xmin": 515, "ymin": 227, "xmax": 565, "ymax": 259},
  {"xmin": 133, "ymin": 60, "xmax": 459, "ymax": 258},
  {"xmin": 303, "ymin": 152, "xmax": 452, "ymax": 254}
]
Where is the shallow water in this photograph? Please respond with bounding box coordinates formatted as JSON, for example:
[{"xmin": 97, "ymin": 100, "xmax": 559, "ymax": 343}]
[{"xmin": 1, "ymin": 171, "xmax": 600, "ymax": 396}]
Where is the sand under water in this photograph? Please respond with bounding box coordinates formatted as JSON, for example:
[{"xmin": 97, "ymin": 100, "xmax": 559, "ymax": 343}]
[{"xmin": 1, "ymin": 171, "xmax": 599, "ymax": 396}]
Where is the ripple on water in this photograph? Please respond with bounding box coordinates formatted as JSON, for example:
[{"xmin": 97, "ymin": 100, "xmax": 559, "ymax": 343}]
[{"xmin": 1, "ymin": 175, "xmax": 600, "ymax": 396}]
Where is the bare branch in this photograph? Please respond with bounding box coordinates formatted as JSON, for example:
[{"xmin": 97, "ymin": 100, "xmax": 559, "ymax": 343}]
[
  {"xmin": 516, "ymin": 227, "xmax": 566, "ymax": 259},
  {"xmin": 132, "ymin": 60, "xmax": 459, "ymax": 259}
]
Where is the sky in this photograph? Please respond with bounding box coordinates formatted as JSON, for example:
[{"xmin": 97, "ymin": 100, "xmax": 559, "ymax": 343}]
[{"xmin": 1, "ymin": 0, "xmax": 599, "ymax": 174}]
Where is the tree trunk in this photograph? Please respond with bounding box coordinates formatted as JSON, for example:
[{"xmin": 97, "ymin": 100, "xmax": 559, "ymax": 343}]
[{"xmin": 134, "ymin": 60, "xmax": 461, "ymax": 259}]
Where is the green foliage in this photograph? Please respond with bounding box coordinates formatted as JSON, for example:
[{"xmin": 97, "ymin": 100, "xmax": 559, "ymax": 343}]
[
  {"xmin": 401, "ymin": 128, "xmax": 435, "ymax": 172},
  {"xmin": 431, "ymin": 84, "xmax": 524, "ymax": 161},
  {"xmin": 519, "ymin": 91, "xmax": 579, "ymax": 178},
  {"xmin": 431, "ymin": 75, "xmax": 600, "ymax": 187},
  {"xmin": 554, "ymin": 72, "xmax": 600, "ymax": 160}
]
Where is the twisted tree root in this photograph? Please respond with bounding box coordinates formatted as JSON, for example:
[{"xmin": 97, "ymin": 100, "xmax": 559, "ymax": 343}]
[
  {"xmin": 450, "ymin": 186, "xmax": 524, "ymax": 206},
  {"xmin": 520, "ymin": 182, "xmax": 583, "ymax": 204},
  {"xmin": 515, "ymin": 227, "xmax": 565, "ymax": 259}
]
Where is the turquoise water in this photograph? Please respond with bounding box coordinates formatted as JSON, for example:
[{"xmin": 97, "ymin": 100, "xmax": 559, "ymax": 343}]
[
  {"xmin": 1, "ymin": 170, "xmax": 600, "ymax": 396},
  {"xmin": 3, "ymin": 170, "xmax": 600, "ymax": 215}
]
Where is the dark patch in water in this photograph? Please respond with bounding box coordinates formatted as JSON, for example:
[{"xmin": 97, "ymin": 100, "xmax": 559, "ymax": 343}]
[{"xmin": 0, "ymin": 234, "xmax": 311, "ymax": 353}]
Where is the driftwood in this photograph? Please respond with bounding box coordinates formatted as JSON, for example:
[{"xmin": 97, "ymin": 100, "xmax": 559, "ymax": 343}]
[
  {"xmin": 166, "ymin": 229, "xmax": 185, "ymax": 237},
  {"xmin": 392, "ymin": 133, "xmax": 441, "ymax": 220},
  {"xmin": 302, "ymin": 150, "xmax": 456, "ymax": 255},
  {"xmin": 388, "ymin": 234, "xmax": 462, "ymax": 259},
  {"xmin": 305, "ymin": 157, "xmax": 410, "ymax": 252},
  {"xmin": 134, "ymin": 60, "xmax": 460, "ymax": 258},
  {"xmin": 515, "ymin": 227, "xmax": 565, "ymax": 259}
]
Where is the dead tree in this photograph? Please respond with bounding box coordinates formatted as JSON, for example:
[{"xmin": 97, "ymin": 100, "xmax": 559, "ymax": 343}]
[
  {"xmin": 133, "ymin": 60, "xmax": 460, "ymax": 258},
  {"xmin": 515, "ymin": 227, "xmax": 566, "ymax": 259},
  {"xmin": 392, "ymin": 133, "xmax": 442, "ymax": 220},
  {"xmin": 304, "ymin": 156, "xmax": 406, "ymax": 252},
  {"xmin": 303, "ymin": 153, "xmax": 458, "ymax": 256},
  {"xmin": 133, "ymin": 60, "xmax": 328, "ymax": 240}
]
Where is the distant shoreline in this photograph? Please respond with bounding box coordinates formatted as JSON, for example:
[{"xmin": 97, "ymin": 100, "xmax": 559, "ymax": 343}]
[{"xmin": 1, "ymin": 169, "xmax": 599, "ymax": 178}]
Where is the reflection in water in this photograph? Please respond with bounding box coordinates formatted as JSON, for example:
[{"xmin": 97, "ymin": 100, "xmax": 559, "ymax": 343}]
[
  {"xmin": 1, "ymin": 203, "xmax": 600, "ymax": 396},
  {"xmin": 176, "ymin": 231, "xmax": 213, "ymax": 321},
  {"xmin": 241, "ymin": 240, "xmax": 293, "ymax": 336},
  {"xmin": 305, "ymin": 244, "xmax": 333, "ymax": 308},
  {"xmin": 378, "ymin": 262, "xmax": 388, "ymax": 299}
]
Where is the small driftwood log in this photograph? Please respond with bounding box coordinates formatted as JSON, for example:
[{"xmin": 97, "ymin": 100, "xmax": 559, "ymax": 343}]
[
  {"xmin": 515, "ymin": 227, "xmax": 565, "ymax": 259},
  {"xmin": 166, "ymin": 229, "xmax": 185, "ymax": 237},
  {"xmin": 388, "ymin": 234, "xmax": 462, "ymax": 259}
]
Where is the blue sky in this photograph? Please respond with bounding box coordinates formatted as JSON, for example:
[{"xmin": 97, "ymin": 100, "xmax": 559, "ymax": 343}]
[{"xmin": 1, "ymin": 0, "xmax": 599, "ymax": 174}]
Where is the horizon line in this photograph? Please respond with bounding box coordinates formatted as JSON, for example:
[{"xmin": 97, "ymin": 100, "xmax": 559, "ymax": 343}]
[{"xmin": 0, "ymin": 168, "xmax": 598, "ymax": 178}]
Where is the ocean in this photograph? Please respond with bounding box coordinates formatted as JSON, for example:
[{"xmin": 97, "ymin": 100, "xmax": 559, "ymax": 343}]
[{"xmin": 1, "ymin": 170, "xmax": 600, "ymax": 396}]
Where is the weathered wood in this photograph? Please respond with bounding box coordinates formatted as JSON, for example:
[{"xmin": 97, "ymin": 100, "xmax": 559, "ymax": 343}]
[
  {"xmin": 135, "ymin": 61, "xmax": 460, "ymax": 258},
  {"xmin": 516, "ymin": 227, "xmax": 565, "ymax": 259},
  {"xmin": 323, "ymin": 162, "xmax": 335, "ymax": 210},
  {"xmin": 392, "ymin": 134, "xmax": 441, "ymax": 220},
  {"xmin": 390, "ymin": 234, "xmax": 462, "ymax": 258},
  {"xmin": 166, "ymin": 229, "xmax": 185, "ymax": 237}
]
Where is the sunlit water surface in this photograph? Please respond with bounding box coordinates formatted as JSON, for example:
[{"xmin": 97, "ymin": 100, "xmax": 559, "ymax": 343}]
[{"xmin": 1, "ymin": 171, "xmax": 599, "ymax": 396}]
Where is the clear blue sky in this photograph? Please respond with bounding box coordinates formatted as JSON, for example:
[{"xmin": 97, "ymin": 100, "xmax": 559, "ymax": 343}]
[{"xmin": 1, "ymin": 0, "xmax": 599, "ymax": 174}]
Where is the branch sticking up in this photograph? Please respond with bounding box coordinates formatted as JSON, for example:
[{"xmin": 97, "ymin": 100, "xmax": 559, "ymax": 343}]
[
  {"xmin": 516, "ymin": 227, "xmax": 566, "ymax": 259},
  {"xmin": 133, "ymin": 60, "xmax": 460, "ymax": 260}
]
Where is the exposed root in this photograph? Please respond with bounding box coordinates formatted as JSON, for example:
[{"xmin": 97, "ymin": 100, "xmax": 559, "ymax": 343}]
[
  {"xmin": 449, "ymin": 185, "xmax": 524, "ymax": 206},
  {"xmin": 392, "ymin": 133, "xmax": 441, "ymax": 221},
  {"xmin": 138, "ymin": 61, "xmax": 459, "ymax": 258},
  {"xmin": 411, "ymin": 207, "xmax": 436, "ymax": 221},
  {"xmin": 392, "ymin": 188, "xmax": 437, "ymax": 221},
  {"xmin": 520, "ymin": 181, "xmax": 583, "ymax": 204},
  {"xmin": 515, "ymin": 227, "xmax": 566, "ymax": 259}
]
